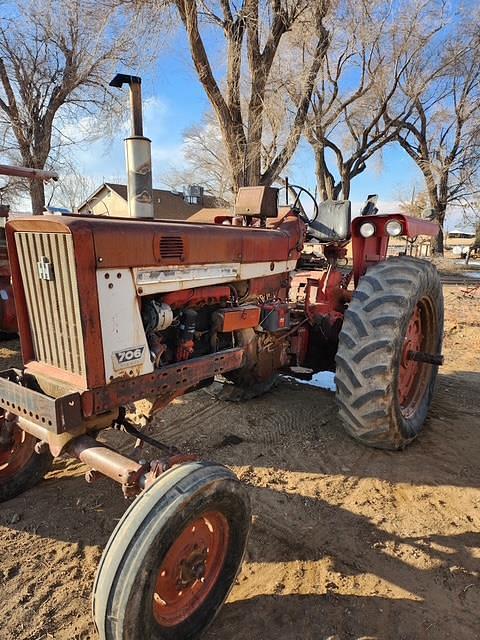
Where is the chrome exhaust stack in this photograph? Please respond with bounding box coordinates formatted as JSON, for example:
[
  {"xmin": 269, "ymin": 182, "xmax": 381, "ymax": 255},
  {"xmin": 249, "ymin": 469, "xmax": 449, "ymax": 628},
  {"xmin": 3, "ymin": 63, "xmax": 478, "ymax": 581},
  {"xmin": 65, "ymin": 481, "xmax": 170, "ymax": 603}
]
[{"xmin": 110, "ymin": 74, "xmax": 154, "ymax": 219}]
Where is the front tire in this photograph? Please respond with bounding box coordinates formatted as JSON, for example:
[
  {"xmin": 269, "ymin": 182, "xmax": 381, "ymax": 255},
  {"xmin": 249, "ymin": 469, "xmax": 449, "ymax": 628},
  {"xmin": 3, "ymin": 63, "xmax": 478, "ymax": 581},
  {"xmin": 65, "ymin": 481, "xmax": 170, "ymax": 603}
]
[
  {"xmin": 93, "ymin": 461, "xmax": 251, "ymax": 640},
  {"xmin": 0, "ymin": 420, "xmax": 52, "ymax": 502},
  {"xmin": 336, "ymin": 257, "xmax": 443, "ymax": 449}
]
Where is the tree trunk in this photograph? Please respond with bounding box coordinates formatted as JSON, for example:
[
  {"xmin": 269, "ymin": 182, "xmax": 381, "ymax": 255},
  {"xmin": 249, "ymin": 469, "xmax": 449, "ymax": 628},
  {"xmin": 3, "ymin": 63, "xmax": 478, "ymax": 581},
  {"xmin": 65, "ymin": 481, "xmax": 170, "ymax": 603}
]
[
  {"xmin": 341, "ymin": 173, "xmax": 351, "ymax": 200},
  {"xmin": 423, "ymin": 182, "xmax": 444, "ymax": 255},
  {"xmin": 432, "ymin": 226, "xmax": 444, "ymax": 255},
  {"xmin": 431, "ymin": 207, "xmax": 446, "ymax": 255},
  {"xmin": 312, "ymin": 142, "xmax": 334, "ymax": 200},
  {"xmin": 246, "ymin": 80, "xmax": 265, "ymax": 187},
  {"xmin": 29, "ymin": 179, "xmax": 45, "ymax": 214},
  {"xmin": 314, "ymin": 153, "xmax": 327, "ymax": 200}
]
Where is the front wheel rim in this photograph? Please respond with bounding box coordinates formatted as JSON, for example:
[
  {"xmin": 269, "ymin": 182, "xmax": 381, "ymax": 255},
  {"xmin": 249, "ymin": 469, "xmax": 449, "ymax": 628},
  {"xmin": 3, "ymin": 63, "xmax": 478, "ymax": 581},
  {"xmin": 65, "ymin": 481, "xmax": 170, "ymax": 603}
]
[
  {"xmin": 0, "ymin": 426, "xmax": 37, "ymax": 480},
  {"xmin": 152, "ymin": 510, "xmax": 230, "ymax": 627}
]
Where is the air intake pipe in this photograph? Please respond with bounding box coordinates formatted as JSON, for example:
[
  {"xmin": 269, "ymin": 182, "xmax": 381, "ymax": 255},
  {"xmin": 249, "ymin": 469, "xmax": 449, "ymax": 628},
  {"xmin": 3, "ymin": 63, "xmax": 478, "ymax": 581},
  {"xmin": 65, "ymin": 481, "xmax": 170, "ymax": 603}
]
[{"xmin": 110, "ymin": 74, "xmax": 154, "ymax": 219}]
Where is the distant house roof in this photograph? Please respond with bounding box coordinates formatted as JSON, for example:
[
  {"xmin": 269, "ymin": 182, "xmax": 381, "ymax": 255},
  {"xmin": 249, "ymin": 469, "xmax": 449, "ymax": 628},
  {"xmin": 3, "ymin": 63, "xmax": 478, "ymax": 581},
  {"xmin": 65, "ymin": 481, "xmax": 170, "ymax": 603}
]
[
  {"xmin": 449, "ymin": 229, "xmax": 475, "ymax": 238},
  {"xmin": 79, "ymin": 182, "xmax": 227, "ymax": 220},
  {"xmin": 187, "ymin": 207, "xmax": 233, "ymax": 223}
]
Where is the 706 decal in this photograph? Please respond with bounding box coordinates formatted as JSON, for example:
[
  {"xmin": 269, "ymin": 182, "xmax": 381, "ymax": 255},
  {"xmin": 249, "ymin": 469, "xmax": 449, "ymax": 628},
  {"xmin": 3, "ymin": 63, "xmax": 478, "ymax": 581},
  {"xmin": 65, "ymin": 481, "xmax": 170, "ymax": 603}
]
[{"xmin": 112, "ymin": 346, "xmax": 145, "ymax": 370}]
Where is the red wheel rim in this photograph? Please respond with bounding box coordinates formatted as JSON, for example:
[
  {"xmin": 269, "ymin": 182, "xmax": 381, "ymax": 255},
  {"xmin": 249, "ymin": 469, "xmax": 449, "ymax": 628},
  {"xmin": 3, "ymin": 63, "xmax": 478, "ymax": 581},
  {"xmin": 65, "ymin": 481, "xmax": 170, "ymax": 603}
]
[
  {"xmin": 0, "ymin": 424, "xmax": 36, "ymax": 480},
  {"xmin": 398, "ymin": 299, "xmax": 436, "ymax": 419},
  {"xmin": 152, "ymin": 511, "xmax": 229, "ymax": 627}
]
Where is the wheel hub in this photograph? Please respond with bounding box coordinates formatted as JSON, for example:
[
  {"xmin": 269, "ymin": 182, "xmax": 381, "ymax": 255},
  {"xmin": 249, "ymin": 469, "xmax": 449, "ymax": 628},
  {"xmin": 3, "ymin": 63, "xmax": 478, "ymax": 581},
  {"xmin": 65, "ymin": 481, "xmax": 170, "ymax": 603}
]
[
  {"xmin": 178, "ymin": 548, "xmax": 208, "ymax": 588},
  {"xmin": 152, "ymin": 511, "xmax": 229, "ymax": 627}
]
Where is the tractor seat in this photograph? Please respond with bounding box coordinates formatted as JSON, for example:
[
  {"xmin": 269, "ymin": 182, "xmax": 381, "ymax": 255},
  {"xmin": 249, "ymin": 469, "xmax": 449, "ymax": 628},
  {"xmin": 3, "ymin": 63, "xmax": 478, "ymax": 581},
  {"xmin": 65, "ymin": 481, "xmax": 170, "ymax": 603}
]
[{"xmin": 308, "ymin": 200, "xmax": 351, "ymax": 243}]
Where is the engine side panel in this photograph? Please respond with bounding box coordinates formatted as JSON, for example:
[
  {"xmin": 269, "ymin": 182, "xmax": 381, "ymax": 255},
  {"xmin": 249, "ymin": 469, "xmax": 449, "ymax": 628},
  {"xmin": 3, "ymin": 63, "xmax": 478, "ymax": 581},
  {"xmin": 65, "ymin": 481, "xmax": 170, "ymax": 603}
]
[{"xmin": 96, "ymin": 268, "xmax": 153, "ymax": 381}]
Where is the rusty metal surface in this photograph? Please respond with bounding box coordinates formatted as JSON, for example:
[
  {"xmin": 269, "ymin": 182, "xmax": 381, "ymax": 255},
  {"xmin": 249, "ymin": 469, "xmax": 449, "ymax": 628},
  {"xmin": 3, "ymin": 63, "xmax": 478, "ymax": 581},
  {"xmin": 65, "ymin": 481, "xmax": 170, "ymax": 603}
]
[
  {"xmin": 162, "ymin": 285, "xmax": 231, "ymax": 309},
  {"xmin": 13, "ymin": 412, "xmax": 197, "ymax": 497},
  {"xmin": 0, "ymin": 164, "xmax": 58, "ymax": 181},
  {"xmin": 66, "ymin": 435, "xmax": 144, "ymax": 487},
  {"xmin": 144, "ymin": 454, "xmax": 199, "ymax": 490},
  {"xmin": 15, "ymin": 416, "xmax": 53, "ymax": 443},
  {"xmin": 8, "ymin": 214, "xmax": 301, "ymax": 267},
  {"xmin": 242, "ymin": 274, "xmax": 289, "ymax": 302},
  {"xmin": 407, "ymin": 350, "xmax": 444, "ymax": 365},
  {"xmin": 234, "ymin": 186, "xmax": 279, "ymax": 218},
  {"xmin": 88, "ymin": 347, "xmax": 245, "ymax": 414},
  {"xmin": 0, "ymin": 369, "xmax": 82, "ymax": 433},
  {"xmin": 216, "ymin": 306, "xmax": 261, "ymax": 332},
  {"xmin": 7, "ymin": 219, "xmax": 106, "ymax": 388},
  {"xmin": 66, "ymin": 432, "xmax": 197, "ymax": 496}
]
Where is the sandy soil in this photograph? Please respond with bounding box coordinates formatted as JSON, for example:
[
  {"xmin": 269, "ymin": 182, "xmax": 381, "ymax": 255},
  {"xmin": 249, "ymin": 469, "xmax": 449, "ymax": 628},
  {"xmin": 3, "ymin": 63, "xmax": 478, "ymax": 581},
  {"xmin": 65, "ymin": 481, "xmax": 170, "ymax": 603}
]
[{"xmin": 0, "ymin": 284, "xmax": 479, "ymax": 640}]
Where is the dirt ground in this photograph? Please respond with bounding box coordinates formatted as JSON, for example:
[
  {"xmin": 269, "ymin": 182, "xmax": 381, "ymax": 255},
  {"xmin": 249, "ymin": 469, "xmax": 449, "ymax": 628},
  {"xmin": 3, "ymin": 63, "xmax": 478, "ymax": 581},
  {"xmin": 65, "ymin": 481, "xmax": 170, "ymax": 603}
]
[{"xmin": 0, "ymin": 284, "xmax": 479, "ymax": 640}]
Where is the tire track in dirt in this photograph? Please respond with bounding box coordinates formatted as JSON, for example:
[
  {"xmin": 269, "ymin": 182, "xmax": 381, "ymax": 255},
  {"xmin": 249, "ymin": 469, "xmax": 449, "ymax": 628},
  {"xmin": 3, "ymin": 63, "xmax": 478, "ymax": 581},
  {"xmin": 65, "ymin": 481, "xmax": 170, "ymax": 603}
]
[{"xmin": 152, "ymin": 397, "xmax": 230, "ymax": 441}]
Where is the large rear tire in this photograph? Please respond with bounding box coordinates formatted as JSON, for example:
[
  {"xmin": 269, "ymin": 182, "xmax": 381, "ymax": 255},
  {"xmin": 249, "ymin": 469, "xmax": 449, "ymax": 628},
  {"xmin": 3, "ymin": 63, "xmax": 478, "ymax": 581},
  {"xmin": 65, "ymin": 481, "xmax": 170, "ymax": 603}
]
[
  {"xmin": 336, "ymin": 257, "xmax": 443, "ymax": 449},
  {"xmin": 93, "ymin": 461, "xmax": 251, "ymax": 640}
]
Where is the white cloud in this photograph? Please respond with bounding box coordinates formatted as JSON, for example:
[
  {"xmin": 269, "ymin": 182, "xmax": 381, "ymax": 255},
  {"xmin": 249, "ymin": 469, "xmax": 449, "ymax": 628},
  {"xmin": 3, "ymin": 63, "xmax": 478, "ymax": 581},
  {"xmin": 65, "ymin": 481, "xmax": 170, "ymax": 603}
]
[
  {"xmin": 53, "ymin": 96, "xmax": 178, "ymax": 186},
  {"xmin": 151, "ymin": 144, "xmax": 186, "ymax": 169}
]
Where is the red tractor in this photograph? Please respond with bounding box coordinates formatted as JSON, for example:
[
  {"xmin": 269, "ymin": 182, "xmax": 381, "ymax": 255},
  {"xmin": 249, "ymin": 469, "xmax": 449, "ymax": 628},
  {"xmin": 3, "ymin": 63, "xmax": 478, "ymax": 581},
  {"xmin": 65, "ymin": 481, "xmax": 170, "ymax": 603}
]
[
  {"xmin": 0, "ymin": 164, "xmax": 59, "ymax": 335},
  {"xmin": 0, "ymin": 77, "xmax": 443, "ymax": 639}
]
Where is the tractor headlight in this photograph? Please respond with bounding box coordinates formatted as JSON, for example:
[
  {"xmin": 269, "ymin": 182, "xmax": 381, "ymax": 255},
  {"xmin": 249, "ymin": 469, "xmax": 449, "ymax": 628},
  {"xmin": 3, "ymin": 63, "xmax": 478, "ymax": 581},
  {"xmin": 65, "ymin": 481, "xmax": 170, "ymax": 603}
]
[
  {"xmin": 385, "ymin": 220, "xmax": 403, "ymax": 237},
  {"xmin": 359, "ymin": 222, "xmax": 375, "ymax": 238}
]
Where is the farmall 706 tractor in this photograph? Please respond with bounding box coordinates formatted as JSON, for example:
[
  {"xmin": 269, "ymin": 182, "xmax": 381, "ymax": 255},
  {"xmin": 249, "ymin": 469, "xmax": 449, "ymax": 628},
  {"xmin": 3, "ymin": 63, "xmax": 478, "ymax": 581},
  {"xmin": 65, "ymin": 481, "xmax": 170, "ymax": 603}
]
[{"xmin": 0, "ymin": 76, "xmax": 443, "ymax": 640}]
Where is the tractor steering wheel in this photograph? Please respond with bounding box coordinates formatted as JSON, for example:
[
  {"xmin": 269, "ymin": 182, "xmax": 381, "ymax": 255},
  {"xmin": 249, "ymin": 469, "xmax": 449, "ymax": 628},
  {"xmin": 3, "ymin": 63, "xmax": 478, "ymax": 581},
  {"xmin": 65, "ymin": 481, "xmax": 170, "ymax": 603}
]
[{"xmin": 278, "ymin": 184, "xmax": 319, "ymax": 224}]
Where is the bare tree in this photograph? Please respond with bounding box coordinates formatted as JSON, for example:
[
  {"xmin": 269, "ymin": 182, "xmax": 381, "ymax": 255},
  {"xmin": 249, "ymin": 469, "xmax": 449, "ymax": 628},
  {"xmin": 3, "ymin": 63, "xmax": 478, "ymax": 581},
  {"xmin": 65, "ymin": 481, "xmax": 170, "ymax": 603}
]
[
  {"xmin": 171, "ymin": 0, "xmax": 331, "ymax": 191},
  {"xmin": 48, "ymin": 170, "xmax": 97, "ymax": 212},
  {"xmin": 398, "ymin": 188, "xmax": 431, "ymax": 218},
  {"xmin": 164, "ymin": 113, "xmax": 234, "ymax": 202},
  {"xmin": 0, "ymin": 174, "xmax": 28, "ymax": 208},
  {"xmin": 303, "ymin": 0, "xmax": 444, "ymax": 201},
  {"xmin": 0, "ymin": 0, "xmax": 159, "ymax": 213},
  {"xmin": 387, "ymin": 6, "xmax": 480, "ymax": 253}
]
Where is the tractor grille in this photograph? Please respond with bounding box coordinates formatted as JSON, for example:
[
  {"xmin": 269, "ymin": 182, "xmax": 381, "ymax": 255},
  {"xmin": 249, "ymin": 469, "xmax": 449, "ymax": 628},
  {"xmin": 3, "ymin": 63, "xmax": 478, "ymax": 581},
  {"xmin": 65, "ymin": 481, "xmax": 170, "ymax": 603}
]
[
  {"xmin": 159, "ymin": 236, "xmax": 184, "ymax": 259},
  {"xmin": 15, "ymin": 232, "xmax": 86, "ymax": 376}
]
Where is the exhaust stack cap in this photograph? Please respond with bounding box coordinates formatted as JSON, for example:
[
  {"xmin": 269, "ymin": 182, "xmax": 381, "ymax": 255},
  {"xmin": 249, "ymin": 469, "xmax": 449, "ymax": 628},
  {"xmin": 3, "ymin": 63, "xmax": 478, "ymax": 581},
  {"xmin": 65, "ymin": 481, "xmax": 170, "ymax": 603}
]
[{"xmin": 110, "ymin": 73, "xmax": 154, "ymax": 219}]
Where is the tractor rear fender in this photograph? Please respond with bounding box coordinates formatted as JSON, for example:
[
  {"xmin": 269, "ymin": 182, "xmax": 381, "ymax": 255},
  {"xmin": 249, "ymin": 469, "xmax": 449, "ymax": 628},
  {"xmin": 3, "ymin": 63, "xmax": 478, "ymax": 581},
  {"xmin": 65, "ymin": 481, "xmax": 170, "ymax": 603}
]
[{"xmin": 351, "ymin": 214, "xmax": 438, "ymax": 285}]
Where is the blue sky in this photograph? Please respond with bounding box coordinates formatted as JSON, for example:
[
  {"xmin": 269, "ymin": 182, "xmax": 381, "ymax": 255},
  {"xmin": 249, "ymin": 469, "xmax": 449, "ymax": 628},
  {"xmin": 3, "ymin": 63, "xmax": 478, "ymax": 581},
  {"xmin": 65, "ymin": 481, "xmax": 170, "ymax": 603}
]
[{"xmin": 70, "ymin": 31, "xmax": 465, "ymax": 229}]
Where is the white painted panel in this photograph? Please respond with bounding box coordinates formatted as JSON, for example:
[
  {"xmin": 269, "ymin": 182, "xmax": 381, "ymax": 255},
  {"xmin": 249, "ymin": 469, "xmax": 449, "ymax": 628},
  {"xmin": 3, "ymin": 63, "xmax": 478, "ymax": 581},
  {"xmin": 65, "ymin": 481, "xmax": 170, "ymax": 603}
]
[
  {"xmin": 239, "ymin": 259, "xmax": 298, "ymax": 279},
  {"xmin": 134, "ymin": 260, "xmax": 298, "ymax": 296},
  {"xmin": 96, "ymin": 268, "xmax": 153, "ymax": 381}
]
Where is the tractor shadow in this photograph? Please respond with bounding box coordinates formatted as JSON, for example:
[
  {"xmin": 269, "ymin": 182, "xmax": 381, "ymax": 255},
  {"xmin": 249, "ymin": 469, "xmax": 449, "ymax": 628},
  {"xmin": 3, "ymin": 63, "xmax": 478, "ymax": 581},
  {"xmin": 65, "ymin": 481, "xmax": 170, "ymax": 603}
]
[
  {"xmin": 0, "ymin": 369, "xmax": 479, "ymax": 639},
  {"xmin": 1, "ymin": 468, "xmax": 479, "ymax": 640},
  {"xmin": 203, "ymin": 485, "xmax": 480, "ymax": 640},
  {"xmin": 204, "ymin": 590, "xmax": 479, "ymax": 640}
]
